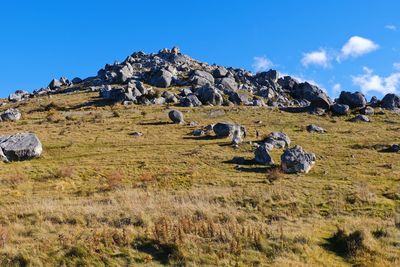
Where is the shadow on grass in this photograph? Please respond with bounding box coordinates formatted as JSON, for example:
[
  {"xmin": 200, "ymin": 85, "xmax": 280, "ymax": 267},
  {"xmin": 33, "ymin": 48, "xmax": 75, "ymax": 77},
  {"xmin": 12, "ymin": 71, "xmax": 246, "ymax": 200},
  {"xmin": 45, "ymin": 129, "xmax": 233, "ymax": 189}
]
[
  {"xmin": 132, "ymin": 238, "xmax": 185, "ymax": 266},
  {"xmin": 139, "ymin": 121, "xmax": 171, "ymax": 126},
  {"xmin": 70, "ymin": 97, "xmax": 118, "ymax": 109},
  {"xmin": 183, "ymin": 135, "xmax": 220, "ymax": 140},
  {"xmin": 350, "ymin": 143, "xmax": 395, "ymax": 152},
  {"xmin": 223, "ymin": 157, "xmax": 276, "ymax": 173}
]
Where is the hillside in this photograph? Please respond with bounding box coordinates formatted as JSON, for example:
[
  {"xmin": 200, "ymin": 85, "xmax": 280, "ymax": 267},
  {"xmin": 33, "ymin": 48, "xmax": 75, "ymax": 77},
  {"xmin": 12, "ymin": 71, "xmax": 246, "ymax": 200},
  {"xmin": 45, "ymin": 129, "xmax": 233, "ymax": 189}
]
[{"xmin": 0, "ymin": 47, "xmax": 399, "ymax": 266}]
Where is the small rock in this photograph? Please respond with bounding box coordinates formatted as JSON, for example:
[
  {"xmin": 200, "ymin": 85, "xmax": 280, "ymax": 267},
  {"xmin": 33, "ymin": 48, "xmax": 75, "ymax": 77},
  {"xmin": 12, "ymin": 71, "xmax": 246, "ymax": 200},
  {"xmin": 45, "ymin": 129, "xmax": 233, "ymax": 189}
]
[
  {"xmin": 306, "ymin": 124, "xmax": 325, "ymax": 133},
  {"xmin": 168, "ymin": 110, "xmax": 184, "ymax": 124},
  {"xmin": 263, "ymin": 132, "xmax": 291, "ymax": 149},
  {"xmin": 192, "ymin": 129, "xmax": 205, "ymax": 136},
  {"xmin": 130, "ymin": 131, "xmax": 144, "ymax": 137},
  {"xmin": 350, "ymin": 114, "xmax": 370, "ymax": 122},
  {"xmin": 361, "ymin": 106, "xmax": 374, "ymax": 115}
]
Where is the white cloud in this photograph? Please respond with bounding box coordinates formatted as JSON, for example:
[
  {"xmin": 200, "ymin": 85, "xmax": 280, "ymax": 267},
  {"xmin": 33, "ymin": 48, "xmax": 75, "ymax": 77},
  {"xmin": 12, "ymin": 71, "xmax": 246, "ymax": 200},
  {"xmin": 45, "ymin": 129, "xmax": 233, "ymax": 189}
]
[
  {"xmin": 338, "ymin": 36, "xmax": 379, "ymax": 61},
  {"xmin": 385, "ymin": 25, "xmax": 397, "ymax": 31},
  {"xmin": 393, "ymin": 62, "xmax": 400, "ymax": 71},
  {"xmin": 252, "ymin": 56, "xmax": 273, "ymax": 72},
  {"xmin": 301, "ymin": 49, "xmax": 329, "ymax": 68},
  {"xmin": 332, "ymin": 83, "xmax": 342, "ymax": 95},
  {"xmin": 352, "ymin": 67, "xmax": 400, "ymax": 95}
]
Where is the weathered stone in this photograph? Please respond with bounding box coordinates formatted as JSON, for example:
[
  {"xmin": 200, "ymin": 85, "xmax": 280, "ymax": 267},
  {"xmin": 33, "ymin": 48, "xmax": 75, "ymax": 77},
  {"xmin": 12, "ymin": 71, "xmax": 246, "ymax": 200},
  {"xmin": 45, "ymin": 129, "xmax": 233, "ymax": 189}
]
[
  {"xmin": 212, "ymin": 67, "xmax": 228, "ymax": 78},
  {"xmin": 331, "ymin": 103, "xmax": 350, "ymax": 115},
  {"xmin": 381, "ymin": 93, "xmax": 400, "ymax": 110},
  {"xmin": 150, "ymin": 69, "xmax": 173, "ymax": 88},
  {"xmin": 0, "ymin": 133, "xmax": 43, "ymax": 162},
  {"xmin": 263, "ymin": 132, "xmax": 291, "ymax": 149},
  {"xmin": 337, "ymin": 91, "xmax": 367, "ymax": 109},
  {"xmin": 350, "ymin": 114, "xmax": 370, "ymax": 122},
  {"xmin": 196, "ymin": 85, "xmax": 223, "ymax": 106},
  {"xmin": 0, "ymin": 108, "xmax": 21, "ymax": 121},
  {"xmin": 190, "ymin": 70, "xmax": 214, "ymax": 87},
  {"xmin": 254, "ymin": 144, "xmax": 274, "ymax": 165},
  {"xmin": 168, "ymin": 110, "xmax": 184, "ymax": 124},
  {"xmin": 180, "ymin": 94, "xmax": 202, "ymax": 107},
  {"xmin": 281, "ymin": 145, "xmax": 316, "ymax": 174},
  {"xmin": 306, "ymin": 124, "xmax": 325, "ymax": 133},
  {"xmin": 361, "ymin": 106, "xmax": 374, "ymax": 115}
]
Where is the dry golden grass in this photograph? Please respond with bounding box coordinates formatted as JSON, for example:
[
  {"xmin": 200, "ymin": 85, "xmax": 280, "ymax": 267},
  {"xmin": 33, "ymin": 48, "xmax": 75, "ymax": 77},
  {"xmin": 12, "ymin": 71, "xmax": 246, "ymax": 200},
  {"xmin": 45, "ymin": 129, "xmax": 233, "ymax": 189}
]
[{"xmin": 0, "ymin": 89, "xmax": 398, "ymax": 266}]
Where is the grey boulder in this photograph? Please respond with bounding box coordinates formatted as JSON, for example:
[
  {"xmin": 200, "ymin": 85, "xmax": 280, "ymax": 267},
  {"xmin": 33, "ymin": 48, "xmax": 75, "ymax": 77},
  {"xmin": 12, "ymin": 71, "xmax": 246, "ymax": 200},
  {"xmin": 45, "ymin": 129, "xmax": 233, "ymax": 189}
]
[
  {"xmin": 281, "ymin": 145, "xmax": 316, "ymax": 174},
  {"xmin": 381, "ymin": 93, "xmax": 400, "ymax": 110},
  {"xmin": 331, "ymin": 103, "xmax": 350, "ymax": 115},
  {"xmin": 213, "ymin": 122, "xmax": 246, "ymax": 138},
  {"xmin": 168, "ymin": 110, "xmax": 184, "ymax": 124},
  {"xmin": 190, "ymin": 70, "xmax": 214, "ymax": 87},
  {"xmin": 150, "ymin": 69, "xmax": 173, "ymax": 88},
  {"xmin": 306, "ymin": 124, "xmax": 325, "ymax": 133},
  {"xmin": 254, "ymin": 144, "xmax": 274, "ymax": 165},
  {"xmin": 196, "ymin": 85, "xmax": 223, "ymax": 106},
  {"xmin": 0, "ymin": 108, "xmax": 21, "ymax": 121},
  {"xmin": 263, "ymin": 132, "xmax": 291, "ymax": 149},
  {"xmin": 350, "ymin": 114, "xmax": 370, "ymax": 122},
  {"xmin": 180, "ymin": 94, "xmax": 202, "ymax": 107},
  {"xmin": 0, "ymin": 133, "xmax": 43, "ymax": 162},
  {"xmin": 337, "ymin": 91, "xmax": 367, "ymax": 109}
]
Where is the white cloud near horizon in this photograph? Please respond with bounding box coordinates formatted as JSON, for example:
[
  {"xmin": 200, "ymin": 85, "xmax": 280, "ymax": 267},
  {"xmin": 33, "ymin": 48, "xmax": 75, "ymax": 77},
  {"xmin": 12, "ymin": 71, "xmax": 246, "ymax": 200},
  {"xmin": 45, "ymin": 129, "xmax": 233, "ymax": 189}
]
[
  {"xmin": 352, "ymin": 67, "xmax": 400, "ymax": 95},
  {"xmin": 385, "ymin": 24, "xmax": 397, "ymax": 31},
  {"xmin": 393, "ymin": 62, "xmax": 400, "ymax": 71},
  {"xmin": 338, "ymin": 36, "xmax": 379, "ymax": 61},
  {"xmin": 332, "ymin": 83, "xmax": 342, "ymax": 96},
  {"xmin": 252, "ymin": 56, "xmax": 274, "ymax": 72},
  {"xmin": 301, "ymin": 49, "xmax": 329, "ymax": 68}
]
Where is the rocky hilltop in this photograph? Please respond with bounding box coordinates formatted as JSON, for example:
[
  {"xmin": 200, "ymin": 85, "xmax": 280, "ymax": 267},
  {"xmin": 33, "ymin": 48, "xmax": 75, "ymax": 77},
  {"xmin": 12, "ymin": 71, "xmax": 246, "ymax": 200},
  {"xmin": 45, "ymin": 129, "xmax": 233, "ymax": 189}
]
[{"xmin": 7, "ymin": 47, "xmax": 399, "ymax": 114}]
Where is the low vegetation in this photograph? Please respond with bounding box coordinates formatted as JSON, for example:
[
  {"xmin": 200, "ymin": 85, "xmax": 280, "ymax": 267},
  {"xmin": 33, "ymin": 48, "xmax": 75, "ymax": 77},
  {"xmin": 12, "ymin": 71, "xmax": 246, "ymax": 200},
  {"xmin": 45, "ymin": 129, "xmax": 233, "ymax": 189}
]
[{"xmin": 0, "ymin": 89, "xmax": 399, "ymax": 266}]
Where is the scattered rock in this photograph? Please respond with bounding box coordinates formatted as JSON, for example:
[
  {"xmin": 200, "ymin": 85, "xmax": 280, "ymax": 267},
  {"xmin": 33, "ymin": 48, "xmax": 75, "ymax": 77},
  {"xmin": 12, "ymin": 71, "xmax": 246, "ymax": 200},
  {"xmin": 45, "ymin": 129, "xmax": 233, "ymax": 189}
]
[
  {"xmin": 254, "ymin": 144, "xmax": 274, "ymax": 165},
  {"xmin": 263, "ymin": 132, "xmax": 291, "ymax": 149},
  {"xmin": 387, "ymin": 144, "xmax": 400, "ymax": 152},
  {"xmin": 130, "ymin": 132, "xmax": 144, "ymax": 137},
  {"xmin": 192, "ymin": 129, "xmax": 205, "ymax": 136},
  {"xmin": 0, "ymin": 108, "xmax": 21, "ymax": 121},
  {"xmin": 0, "ymin": 133, "xmax": 43, "ymax": 162},
  {"xmin": 306, "ymin": 124, "xmax": 325, "ymax": 133},
  {"xmin": 350, "ymin": 114, "xmax": 370, "ymax": 123},
  {"xmin": 361, "ymin": 106, "xmax": 374, "ymax": 116},
  {"xmin": 281, "ymin": 145, "xmax": 316, "ymax": 174},
  {"xmin": 168, "ymin": 110, "xmax": 184, "ymax": 124}
]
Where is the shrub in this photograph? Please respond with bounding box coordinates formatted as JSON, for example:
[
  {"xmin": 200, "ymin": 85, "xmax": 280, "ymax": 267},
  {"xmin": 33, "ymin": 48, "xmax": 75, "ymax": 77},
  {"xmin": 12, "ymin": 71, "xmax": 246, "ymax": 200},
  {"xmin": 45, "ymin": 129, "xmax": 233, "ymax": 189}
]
[{"xmin": 327, "ymin": 228, "xmax": 372, "ymax": 257}]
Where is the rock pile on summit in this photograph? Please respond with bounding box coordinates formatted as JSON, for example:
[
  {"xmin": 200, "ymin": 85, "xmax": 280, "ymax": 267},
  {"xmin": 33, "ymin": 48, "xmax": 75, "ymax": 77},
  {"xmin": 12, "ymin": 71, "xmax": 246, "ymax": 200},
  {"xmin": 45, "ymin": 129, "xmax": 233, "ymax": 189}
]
[{"xmin": 6, "ymin": 47, "xmax": 400, "ymax": 116}]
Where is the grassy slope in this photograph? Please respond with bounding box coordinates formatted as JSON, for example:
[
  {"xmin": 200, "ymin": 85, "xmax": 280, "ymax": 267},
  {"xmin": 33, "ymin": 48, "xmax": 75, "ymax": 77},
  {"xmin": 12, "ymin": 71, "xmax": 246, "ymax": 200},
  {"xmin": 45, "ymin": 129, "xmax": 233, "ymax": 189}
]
[{"xmin": 0, "ymin": 89, "xmax": 399, "ymax": 266}]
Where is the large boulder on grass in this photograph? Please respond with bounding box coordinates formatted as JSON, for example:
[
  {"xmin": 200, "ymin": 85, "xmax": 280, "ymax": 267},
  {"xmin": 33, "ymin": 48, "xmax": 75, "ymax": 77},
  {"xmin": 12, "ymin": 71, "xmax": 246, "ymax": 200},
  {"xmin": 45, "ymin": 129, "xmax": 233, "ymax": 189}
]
[
  {"xmin": 281, "ymin": 145, "xmax": 316, "ymax": 174},
  {"xmin": 0, "ymin": 133, "xmax": 43, "ymax": 162}
]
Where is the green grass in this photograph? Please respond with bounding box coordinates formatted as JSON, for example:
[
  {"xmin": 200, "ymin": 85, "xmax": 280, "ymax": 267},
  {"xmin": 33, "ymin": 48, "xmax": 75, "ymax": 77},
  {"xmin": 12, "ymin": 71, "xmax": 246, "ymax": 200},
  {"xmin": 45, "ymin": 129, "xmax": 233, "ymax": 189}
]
[{"xmin": 0, "ymin": 89, "xmax": 399, "ymax": 266}]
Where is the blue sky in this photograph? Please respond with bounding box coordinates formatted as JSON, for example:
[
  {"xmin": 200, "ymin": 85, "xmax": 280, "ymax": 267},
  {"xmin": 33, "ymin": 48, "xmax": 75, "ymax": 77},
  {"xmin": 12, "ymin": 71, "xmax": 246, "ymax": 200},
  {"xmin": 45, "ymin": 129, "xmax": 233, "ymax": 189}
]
[{"xmin": 1, "ymin": 0, "xmax": 399, "ymax": 99}]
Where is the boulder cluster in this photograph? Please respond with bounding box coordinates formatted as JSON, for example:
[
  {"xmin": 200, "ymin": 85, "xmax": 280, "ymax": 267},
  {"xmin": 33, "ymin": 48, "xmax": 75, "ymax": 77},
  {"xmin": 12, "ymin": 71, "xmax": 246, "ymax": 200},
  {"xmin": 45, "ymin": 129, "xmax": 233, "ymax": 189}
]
[
  {"xmin": 7, "ymin": 47, "xmax": 400, "ymax": 114},
  {"xmin": 254, "ymin": 132, "xmax": 315, "ymax": 174}
]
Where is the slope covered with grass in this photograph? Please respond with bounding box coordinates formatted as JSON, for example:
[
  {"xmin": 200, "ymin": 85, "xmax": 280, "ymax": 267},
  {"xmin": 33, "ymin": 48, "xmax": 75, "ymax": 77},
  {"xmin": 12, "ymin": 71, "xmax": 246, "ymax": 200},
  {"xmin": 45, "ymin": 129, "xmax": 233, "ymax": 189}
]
[{"xmin": 0, "ymin": 89, "xmax": 399, "ymax": 266}]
